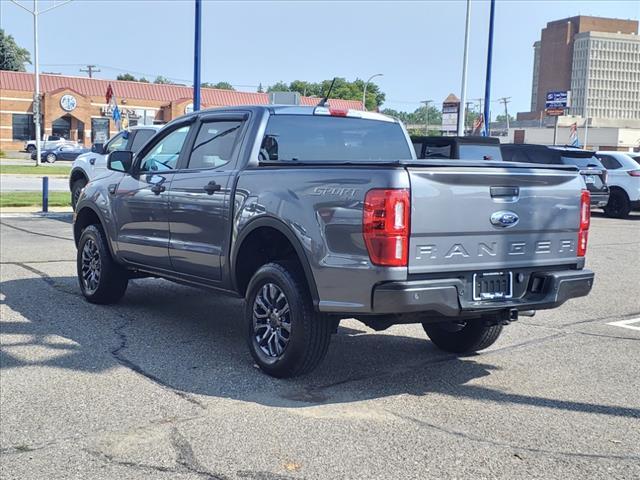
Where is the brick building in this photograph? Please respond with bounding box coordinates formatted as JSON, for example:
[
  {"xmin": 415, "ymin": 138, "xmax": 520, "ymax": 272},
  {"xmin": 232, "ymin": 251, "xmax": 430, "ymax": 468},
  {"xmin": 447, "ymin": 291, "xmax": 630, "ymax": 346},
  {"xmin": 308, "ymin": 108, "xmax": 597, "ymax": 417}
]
[
  {"xmin": 520, "ymin": 15, "xmax": 639, "ymax": 121},
  {"xmin": 0, "ymin": 71, "xmax": 362, "ymax": 152}
]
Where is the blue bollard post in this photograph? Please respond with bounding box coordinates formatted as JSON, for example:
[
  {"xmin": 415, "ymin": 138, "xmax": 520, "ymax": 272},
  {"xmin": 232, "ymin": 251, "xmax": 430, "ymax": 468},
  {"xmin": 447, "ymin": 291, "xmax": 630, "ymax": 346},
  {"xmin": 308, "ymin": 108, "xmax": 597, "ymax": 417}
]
[{"xmin": 42, "ymin": 176, "xmax": 49, "ymax": 213}]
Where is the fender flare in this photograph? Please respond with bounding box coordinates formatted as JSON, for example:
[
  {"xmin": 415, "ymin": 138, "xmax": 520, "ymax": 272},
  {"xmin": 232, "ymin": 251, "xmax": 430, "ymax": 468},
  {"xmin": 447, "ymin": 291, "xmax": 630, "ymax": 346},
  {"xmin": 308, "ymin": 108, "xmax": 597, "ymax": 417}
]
[
  {"xmin": 73, "ymin": 203, "xmax": 119, "ymax": 261},
  {"xmin": 69, "ymin": 167, "xmax": 89, "ymax": 190},
  {"xmin": 230, "ymin": 216, "xmax": 320, "ymax": 307}
]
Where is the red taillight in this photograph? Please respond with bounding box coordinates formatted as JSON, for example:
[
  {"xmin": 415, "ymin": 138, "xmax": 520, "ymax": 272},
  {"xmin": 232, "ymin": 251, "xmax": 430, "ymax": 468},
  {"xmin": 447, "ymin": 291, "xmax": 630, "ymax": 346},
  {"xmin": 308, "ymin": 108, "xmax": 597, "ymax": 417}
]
[
  {"xmin": 329, "ymin": 108, "xmax": 348, "ymax": 117},
  {"xmin": 578, "ymin": 190, "xmax": 590, "ymax": 257},
  {"xmin": 627, "ymin": 170, "xmax": 640, "ymax": 177},
  {"xmin": 363, "ymin": 189, "xmax": 410, "ymax": 267}
]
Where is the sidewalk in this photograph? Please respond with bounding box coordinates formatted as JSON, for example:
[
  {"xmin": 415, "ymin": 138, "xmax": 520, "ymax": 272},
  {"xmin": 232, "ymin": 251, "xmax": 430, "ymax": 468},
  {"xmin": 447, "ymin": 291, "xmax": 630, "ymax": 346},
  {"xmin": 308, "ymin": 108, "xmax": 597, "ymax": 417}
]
[{"xmin": 0, "ymin": 206, "xmax": 73, "ymax": 217}]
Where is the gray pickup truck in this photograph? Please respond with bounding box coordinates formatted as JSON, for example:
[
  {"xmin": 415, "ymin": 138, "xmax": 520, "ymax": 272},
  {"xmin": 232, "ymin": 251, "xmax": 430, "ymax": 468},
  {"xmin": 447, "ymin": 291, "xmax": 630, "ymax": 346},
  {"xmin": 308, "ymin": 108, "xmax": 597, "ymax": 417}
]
[{"xmin": 73, "ymin": 105, "xmax": 594, "ymax": 377}]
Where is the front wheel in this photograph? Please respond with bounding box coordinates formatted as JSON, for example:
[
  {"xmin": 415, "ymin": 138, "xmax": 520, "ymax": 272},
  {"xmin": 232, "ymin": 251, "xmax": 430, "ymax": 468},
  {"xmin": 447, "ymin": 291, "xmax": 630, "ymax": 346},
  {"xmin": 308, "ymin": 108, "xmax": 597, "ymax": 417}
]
[
  {"xmin": 45, "ymin": 153, "xmax": 57, "ymax": 163},
  {"xmin": 422, "ymin": 319, "xmax": 503, "ymax": 354},
  {"xmin": 245, "ymin": 262, "xmax": 332, "ymax": 378},
  {"xmin": 77, "ymin": 224, "xmax": 128, "ymax": 304}
]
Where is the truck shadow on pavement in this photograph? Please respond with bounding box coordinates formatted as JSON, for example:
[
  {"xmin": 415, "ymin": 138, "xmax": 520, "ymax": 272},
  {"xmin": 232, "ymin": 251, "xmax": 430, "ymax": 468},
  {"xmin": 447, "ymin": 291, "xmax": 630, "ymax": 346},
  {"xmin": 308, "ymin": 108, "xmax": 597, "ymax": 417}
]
[{"xmin": 2, "ymin": 273, "xmax": 639, "ymax": 421}]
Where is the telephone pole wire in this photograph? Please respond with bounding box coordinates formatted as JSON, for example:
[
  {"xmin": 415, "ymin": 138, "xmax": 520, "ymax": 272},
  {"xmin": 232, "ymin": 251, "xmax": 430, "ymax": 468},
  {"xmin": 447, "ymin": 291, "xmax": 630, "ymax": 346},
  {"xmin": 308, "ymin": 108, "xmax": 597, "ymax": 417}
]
[{"xmin": 80, "ymin": 65, "xmax": 100, "ymax": 78}]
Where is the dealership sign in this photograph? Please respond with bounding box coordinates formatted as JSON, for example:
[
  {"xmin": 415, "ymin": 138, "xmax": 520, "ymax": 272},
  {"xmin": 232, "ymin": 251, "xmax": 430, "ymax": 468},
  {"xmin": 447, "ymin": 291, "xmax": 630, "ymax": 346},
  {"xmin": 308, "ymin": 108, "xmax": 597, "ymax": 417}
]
[{"xmin": 545, "ymin": 91, "xmax": 571, "ymax": 109}]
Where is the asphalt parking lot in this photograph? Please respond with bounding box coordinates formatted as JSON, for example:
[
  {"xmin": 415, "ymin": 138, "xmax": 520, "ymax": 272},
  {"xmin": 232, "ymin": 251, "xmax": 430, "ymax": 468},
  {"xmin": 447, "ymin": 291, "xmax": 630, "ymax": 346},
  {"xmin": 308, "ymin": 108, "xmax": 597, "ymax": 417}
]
[{"xmin": 1, "ymin": 213, "xmax": 639, "ymax": 480}]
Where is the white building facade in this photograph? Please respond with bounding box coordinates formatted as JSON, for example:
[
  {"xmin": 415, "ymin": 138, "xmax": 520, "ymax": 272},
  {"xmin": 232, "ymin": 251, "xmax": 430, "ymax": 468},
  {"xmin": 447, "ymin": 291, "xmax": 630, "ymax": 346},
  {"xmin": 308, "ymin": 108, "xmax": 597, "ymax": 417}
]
[{"xmin": 570, "ymin": 31, "xmax": 640, "ymax": 120}]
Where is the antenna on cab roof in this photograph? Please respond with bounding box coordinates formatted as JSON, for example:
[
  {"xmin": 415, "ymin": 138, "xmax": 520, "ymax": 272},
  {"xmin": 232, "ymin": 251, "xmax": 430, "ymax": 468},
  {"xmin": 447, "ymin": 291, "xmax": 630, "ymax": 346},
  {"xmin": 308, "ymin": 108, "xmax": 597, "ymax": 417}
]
[{"xmin": 317, "ymin": 77, "xmax": 337, "ymax": 107}]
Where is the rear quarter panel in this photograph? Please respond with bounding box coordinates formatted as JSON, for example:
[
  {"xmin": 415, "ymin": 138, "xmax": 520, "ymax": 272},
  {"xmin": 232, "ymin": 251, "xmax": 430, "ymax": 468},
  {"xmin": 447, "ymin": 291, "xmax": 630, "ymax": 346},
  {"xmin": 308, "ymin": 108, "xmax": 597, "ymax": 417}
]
[{"xmin": 234, "ymin": 167, "xmax": 409, "ymax": 313}]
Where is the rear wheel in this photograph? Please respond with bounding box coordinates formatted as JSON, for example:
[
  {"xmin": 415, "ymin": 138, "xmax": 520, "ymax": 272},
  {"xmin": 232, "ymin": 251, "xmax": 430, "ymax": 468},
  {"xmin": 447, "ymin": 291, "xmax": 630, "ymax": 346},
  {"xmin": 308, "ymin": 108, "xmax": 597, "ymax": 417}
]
[
  {"xmin": 71, "ymin": 178, "xmax": 87, "ymax": 210},
  {"xmin": 26, "ymin": 145, "xmax": 36, "ymax": 153},
  {"xmin": 422, "ymin": 319, "xmax": 503, "ymax": 354},
  {"xmin": 77, "ymin": 224, "xmax": 128, "ymax": 304},
  {"xmin": 603, "ymin": 189, "xmax": 631, "ymax": 218},
  {"xmin": 245, "ymin": 261, "xmax": 332, "ymax": 378}
]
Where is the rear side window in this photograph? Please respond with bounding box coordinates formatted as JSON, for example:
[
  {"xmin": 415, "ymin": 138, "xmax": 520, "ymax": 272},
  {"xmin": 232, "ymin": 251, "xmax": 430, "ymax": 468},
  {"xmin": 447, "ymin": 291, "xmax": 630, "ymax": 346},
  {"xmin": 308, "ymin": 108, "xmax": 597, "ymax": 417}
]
[
  {"xmin": 424, "ymin": 144, "xmax": 451, "ymax": 159},
  {"xmin": 412, "ymin": 142, "xmax": 424, "ymax": 159},
  {"xmin": 597, "ymin": 155, "xmax": 621, "ymax": 170},
  {"xmin": 458, "ymin": 144, "xmax": 502, "ymax": 161},
  {"xmin": 261, "ymin": 115, "xmax": 412, "ymax": 162},
  {"xmin": 188, "ymin": 121, "xmax": 243, "ymax": 169},
  {"xmin": 561, "ymin": 155, "xmax": 603, "ymax": 168},
  {"xmin": 130, "ymin": 129, "xmax": 156, "ymax": 152}
]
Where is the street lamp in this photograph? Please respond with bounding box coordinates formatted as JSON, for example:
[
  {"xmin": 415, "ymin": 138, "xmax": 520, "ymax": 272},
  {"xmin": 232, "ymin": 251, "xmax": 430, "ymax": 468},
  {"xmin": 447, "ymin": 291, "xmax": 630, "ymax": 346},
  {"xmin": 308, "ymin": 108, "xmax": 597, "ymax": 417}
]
[
  {"xmin": 10, "ymin": 0, "xmax": 73, "ymax": 166},
  {"xmin": 421, "ymin": 100, "xmax": 433, "ymax": 135},
  {"xmin": 362, "ymin": 73, "xmax": 383, "ymax": 111}
]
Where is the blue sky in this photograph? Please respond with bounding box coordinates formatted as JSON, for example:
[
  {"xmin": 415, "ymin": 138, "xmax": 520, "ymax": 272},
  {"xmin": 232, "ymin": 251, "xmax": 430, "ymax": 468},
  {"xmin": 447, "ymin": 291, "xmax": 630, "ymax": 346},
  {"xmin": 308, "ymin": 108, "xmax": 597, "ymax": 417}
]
[{"xmin": 2, "ymin": 0, "xmax": 638, "ymax": 118}]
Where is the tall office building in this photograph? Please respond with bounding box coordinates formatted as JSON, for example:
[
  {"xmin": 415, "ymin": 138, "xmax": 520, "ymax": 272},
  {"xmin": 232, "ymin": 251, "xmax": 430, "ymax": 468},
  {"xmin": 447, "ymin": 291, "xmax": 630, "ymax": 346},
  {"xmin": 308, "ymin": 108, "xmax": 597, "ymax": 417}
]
[
  {"xmin": 521, "ymin": 16, "xmax": 639, "ymax": 121},
  {"xmin": 569, "ymin": 31, "xmax": 640, "ymax": 119}
]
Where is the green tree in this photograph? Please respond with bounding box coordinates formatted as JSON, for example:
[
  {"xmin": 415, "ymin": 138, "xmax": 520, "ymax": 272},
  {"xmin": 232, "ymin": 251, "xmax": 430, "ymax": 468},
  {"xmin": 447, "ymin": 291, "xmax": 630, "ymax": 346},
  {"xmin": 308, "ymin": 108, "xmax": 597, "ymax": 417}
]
[
  {"xmin": 266, "ymin": 81, "xmax": 290, "ymax": 92},
  {"xmin": 139, "ymin": 77, "xmax": 150, "ymax": 83},
  {"xmin": 202, "ymin": 81, "xmax": 235, "ymax": 90},
  {"xmin": 116, "ymin": 73, "xmax": 137, "ymax": 81},
  {"xmin": 257, "ymin": 82, "xmax": 264, "ymax": 93},
  {"xmin": 494, "ymin": 113, "xmax": 515, "ymax": 125},
  {"xmin": 153, "ymin": 75, "xmax": 173, "ymax": 84},
  {"xmin": 0, "ymin": 29, "xmax": 31, "ymax": 72}
]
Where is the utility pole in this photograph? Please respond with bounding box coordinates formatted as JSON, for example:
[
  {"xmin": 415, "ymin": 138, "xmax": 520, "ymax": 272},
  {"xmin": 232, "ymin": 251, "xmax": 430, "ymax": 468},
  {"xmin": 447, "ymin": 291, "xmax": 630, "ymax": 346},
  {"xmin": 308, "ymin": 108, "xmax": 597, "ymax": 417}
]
[
  {"xmin": 465, "ymin": 101, "xmax": 474, "ymax": 134},
  {"xmin": 457, "ymin": 0, "xmax": 471, "ymax": 136},
  {"xmin": 79, "ymin": 64, "xmax": 100, "ymax": 78},
  {"xmin": 9, "ymin": 0, "xmax": 73, "ymax": 166},
  {"xmin": 498, "ymin": 96, "xmax": 511, "ymax": 130},
  {"xmin": 483, "ymin": 0, "xmax": 496, "ymax": 136},
  {"xmin": 421, "ymin": 100, "xmax": 433, "ymax": 135}
]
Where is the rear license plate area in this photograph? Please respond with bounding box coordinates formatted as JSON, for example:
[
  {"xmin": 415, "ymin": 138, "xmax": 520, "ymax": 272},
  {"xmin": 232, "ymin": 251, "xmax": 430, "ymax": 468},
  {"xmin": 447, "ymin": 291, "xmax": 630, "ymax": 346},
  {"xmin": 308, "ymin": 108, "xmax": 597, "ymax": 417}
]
[
  {"xmin": 585, "ymin": 175, "xmax": 596, "ymax": 184},
  {"xmin": 473, "ymin": 272, "xmax": 513, "ymax": 301}
]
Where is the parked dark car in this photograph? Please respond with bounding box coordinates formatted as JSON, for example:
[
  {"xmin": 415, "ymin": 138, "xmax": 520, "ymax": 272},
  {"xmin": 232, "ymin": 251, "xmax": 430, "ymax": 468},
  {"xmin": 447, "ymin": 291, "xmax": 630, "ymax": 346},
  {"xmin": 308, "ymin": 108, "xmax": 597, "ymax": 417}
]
[
  {"xmin": 501, "ymin": 144, "xmax": 609, "ymax": 207},
  {"xmin": 411, "ymin": 135, "xmax": 503, "ymax": 160},
  {"xmin": 31, "ymin": 144, "xmax": 90, "ymax": 163}
]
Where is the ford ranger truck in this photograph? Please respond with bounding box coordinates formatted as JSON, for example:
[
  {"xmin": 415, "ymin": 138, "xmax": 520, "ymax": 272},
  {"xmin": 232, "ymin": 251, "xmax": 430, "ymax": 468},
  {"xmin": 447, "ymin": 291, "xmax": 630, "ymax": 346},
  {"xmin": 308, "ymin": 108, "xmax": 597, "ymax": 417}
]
[{"xmin": 73, "ymin": 105, "xmax": 595, "ymax": 378}]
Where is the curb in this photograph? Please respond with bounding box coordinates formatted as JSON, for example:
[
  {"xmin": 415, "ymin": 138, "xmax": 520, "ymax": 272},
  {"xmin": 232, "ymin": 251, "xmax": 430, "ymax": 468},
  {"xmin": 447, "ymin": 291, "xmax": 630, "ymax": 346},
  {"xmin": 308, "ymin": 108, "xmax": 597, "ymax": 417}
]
[{"xmin": 0, "ymin": 211, "xmax": 73, "ymax": 219}]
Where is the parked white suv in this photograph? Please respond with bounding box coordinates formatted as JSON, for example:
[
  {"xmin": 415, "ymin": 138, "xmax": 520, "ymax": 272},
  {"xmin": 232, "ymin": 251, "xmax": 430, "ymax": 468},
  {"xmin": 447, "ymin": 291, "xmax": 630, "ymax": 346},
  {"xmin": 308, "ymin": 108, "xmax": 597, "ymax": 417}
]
[
  {"xmin": 69, "ymin": 126, "xmax": 160, "ymax": 209},
  {"xmin": 24, "ymin": 135, "xmax": 76, "ymax": 153},
  {"xmin": 595, "ymin": 151, "xmax": 640, "ymax": 218}
]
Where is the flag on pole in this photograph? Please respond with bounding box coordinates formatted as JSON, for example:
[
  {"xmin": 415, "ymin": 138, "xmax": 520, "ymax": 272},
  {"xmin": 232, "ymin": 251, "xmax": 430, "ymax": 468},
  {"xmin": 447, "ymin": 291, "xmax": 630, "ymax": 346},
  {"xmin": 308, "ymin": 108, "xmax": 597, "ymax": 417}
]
[
  {"xmin": 112, "ymin": 104, "xmax": 121, "ymax": 130},
  {"xmin": 472, "ymin": 114, "xmax": 484, "ymax": 135},
  {"xmin": 569, "ymin": 122, "xmax": 579, "ymax": 147},
  {"xmin": 105, "ymin": 84, "xmax": 114, "ymax": 105}
]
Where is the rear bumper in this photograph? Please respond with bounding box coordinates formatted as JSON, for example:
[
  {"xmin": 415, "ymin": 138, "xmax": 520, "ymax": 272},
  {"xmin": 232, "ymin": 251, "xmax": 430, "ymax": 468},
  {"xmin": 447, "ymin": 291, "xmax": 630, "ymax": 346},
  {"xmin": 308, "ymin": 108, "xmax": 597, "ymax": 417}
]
[
  {"xmin": 590, "ymin": 192, "xmax": 609, "ymax": 207},
  {"xmin": 372, "ymin": 269, "xmax": 594, "ymax": 316}
]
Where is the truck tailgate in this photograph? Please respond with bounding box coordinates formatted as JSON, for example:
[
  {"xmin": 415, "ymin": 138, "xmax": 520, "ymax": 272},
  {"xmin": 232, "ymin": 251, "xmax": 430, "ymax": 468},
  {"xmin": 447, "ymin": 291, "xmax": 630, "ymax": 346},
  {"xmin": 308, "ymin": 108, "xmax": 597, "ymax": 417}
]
[{"xmin": 407, "ymin": 165, "xmax": 584, "ymax": 274}]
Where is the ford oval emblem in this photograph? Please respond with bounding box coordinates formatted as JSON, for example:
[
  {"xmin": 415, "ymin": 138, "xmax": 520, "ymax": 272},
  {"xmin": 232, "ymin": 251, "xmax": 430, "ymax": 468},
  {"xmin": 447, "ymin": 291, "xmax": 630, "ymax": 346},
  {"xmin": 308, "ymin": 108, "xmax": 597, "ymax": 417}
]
[{"xmin": 490, "ymin": 211, "xmax": 519, "ymax": 228}]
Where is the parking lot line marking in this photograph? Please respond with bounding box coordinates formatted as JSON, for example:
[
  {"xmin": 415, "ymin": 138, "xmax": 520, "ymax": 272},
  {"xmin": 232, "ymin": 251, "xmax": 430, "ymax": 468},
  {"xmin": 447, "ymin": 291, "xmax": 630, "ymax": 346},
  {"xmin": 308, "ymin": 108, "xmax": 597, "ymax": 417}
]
[{"xmin": 607, "ymin": 317, "xmax": 640, "ymax": 332}]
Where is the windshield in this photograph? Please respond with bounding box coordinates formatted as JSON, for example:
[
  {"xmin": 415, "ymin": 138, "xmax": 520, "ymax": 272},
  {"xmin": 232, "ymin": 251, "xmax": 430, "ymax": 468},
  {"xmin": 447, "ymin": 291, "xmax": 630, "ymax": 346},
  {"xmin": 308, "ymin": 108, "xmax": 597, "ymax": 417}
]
[
  {"xmin": 261, "ymin": 115, "xmax": 412, "ymax": 162},
  {"xmin": 458, "ymin": 144, "xmax": 503, "ymax": 161}
]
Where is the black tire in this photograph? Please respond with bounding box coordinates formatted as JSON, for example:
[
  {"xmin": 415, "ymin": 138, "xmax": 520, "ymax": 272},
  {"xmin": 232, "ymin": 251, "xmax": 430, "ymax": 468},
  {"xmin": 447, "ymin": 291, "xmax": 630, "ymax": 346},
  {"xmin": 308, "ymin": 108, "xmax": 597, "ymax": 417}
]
[
  {"xmin": 71, "ymin": 178, "xmax": 87, "ymax": 211},
  {"xmin": 26, "ymin": 145, "xmax": 36, "ymax": 153},
  {"xmin": 422, "ymin": 320, "xmax": 503, "ymax": 354},
  {"xmin": 77, "ymin": 224, "xmax": 128, "ymax": 304},
  {"xmin": 603, "ymin": 189, "xmax": 631, "ymax": 219},
  {"xmin": 245, "ymin": 261, "xmax": 332, "ymax": 378}
]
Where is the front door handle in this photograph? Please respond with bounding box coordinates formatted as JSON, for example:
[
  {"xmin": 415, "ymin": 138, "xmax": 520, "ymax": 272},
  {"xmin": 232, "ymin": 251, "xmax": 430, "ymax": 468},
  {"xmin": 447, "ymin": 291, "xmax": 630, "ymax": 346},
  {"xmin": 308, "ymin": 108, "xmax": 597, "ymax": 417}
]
[
  {"xmin": 203, "ymin": 181, "xmax": 221, "ymax": 195},
  {"xmin": 150, "ymin": 184, "xmax": 166, "ymax": 195}
]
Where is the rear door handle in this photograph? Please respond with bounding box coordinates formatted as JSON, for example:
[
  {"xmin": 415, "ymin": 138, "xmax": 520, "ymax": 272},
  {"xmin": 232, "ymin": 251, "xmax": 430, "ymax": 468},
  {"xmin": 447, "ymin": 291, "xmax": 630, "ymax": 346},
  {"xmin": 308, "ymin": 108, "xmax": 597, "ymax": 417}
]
[
  {"xmin": 203, "ymin": 181, "xmax": 221, "ymax": 195},
  {"xmin": 151, "ymin": 184, "xmax": 166, "ymax": 195}
]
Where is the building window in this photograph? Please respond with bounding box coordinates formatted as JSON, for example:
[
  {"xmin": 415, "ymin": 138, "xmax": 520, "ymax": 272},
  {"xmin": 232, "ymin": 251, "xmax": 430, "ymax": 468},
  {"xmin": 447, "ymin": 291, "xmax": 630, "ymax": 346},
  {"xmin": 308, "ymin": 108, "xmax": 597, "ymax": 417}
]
[{"xmin": 12, "ymin": 114, "xmax": 35, "ymax": 140}]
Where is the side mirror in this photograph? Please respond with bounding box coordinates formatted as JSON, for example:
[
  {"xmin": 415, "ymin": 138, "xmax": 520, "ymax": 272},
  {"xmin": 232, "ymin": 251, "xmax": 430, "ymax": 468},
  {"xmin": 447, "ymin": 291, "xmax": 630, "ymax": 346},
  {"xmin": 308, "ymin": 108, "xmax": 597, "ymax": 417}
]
[
  {"xmin": 91, "ymin": 143, "xmax": 105, "ymax": 154},
  {"xmin": 108, "ymin": 150, "xmax": 134, "ymax": 173}
]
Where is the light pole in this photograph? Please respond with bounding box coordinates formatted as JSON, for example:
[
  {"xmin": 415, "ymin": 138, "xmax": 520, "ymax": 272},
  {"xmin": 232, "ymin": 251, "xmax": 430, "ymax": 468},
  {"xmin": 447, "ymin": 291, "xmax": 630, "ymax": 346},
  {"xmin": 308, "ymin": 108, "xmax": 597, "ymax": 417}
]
[
  {"xmin": 10, "ymin": 0, "xmax": 72, "ymax": 166},
  {"xmin": 421, "ymin": 100, "xmax": 433, "ymax": 135},
  {"xmin": 483, "ymin": 0, "xmax": 496, "ymax": 136},
  {"xmin": 362, "ymin": 73, "xmax": 383, "ymax": 111},
  {"xmin": 193, "ymin": 0, "xmax": 202, "ymax": 111},
  {"xmin": 457, "ymin": 0, "xmax": 471, "ymax": 136}
]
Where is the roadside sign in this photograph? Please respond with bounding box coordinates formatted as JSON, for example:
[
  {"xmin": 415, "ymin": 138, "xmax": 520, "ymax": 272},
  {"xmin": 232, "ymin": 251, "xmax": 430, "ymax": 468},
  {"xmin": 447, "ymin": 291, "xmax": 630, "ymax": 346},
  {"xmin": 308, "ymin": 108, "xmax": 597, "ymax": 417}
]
[
  {"xmin": 545, "ymin": 91, "xmax": 571, "ymax": 109},
  {"xmin": 545, "ymin": 107, "xmax": 565, "ymax": 116},
  {"xmin": 442, "ymin": 101, "xmax": 459, "ymax": 133}
]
